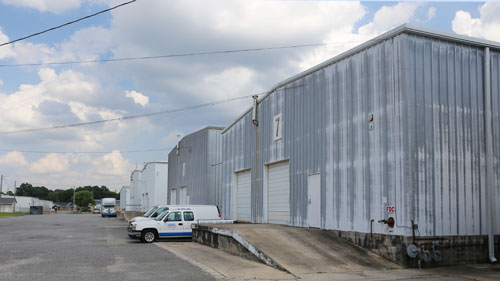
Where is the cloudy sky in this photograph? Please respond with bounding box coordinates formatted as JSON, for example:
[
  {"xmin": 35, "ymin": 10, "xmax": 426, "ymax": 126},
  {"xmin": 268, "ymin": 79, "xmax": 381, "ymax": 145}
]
[{"xmin": 0, "ymin": 0, "xmax": 498, "ymax": 192}]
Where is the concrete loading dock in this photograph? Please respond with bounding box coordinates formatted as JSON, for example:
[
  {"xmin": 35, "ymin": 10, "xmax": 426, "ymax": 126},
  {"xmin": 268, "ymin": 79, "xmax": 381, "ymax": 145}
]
[{"xmin": 193, "ymin": 223, "xmax": 400, "ymax": 274}]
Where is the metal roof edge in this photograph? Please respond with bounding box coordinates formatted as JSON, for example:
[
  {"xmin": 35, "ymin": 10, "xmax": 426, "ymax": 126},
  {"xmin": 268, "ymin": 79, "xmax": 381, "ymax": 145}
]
[
  {"xmin": 186, "ymin": 126, "xmax": 224, "ymax": 138},
  {"xmin": 403, "ymin": 23, "xmax": 500, "ymax": 50},
  {"xmin": 167, "ymin": 125, "xmax": 224, "ymax": 157},
  {"xmin": 141, "ymin": 161, "xmax": 168, "ymax": 172},
  {"xmin": 221, "ymin": 23, "xmax": 500, "ymax": 134}
]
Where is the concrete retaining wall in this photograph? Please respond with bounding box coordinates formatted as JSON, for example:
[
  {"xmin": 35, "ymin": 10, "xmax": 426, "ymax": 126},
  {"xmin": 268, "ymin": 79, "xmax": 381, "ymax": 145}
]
[
  {"xmin": 192, "ymin": 225, "xmax": 262, "ymax": 264},
  {"xmin": 123, "ymin": 211, "xmax": 143, "ymax": 222},
  {"xmin": 194, "ymin": 224, "xmax": 500, "ymax": 269},
  {"xmin": 328, "ymin": 230, "xmax": 500, "ymax": 268}
]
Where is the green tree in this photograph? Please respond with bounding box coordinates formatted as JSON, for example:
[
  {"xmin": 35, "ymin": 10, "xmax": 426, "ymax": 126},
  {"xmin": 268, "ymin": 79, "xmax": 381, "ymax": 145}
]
[
  {"xmin": 6, "ymin": 191, "xmax": 14, "ymax": 196},
  {"xmin": 16, "ymin": 183, "xmax": 50, "ymax": 199},
  {"xmin": 75, "ymin": 185, "xmax": 119, "ymax": 199},
  {"xmin": 73, "ymin": 190, "xmax": 96, "ymax": 208}
]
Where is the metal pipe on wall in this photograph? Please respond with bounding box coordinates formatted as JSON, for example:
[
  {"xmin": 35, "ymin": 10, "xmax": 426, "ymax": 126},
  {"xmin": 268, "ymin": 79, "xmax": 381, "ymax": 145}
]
[
  {"xmin": 252, "ymin": 95, "xmax": 259, "ymax": 223},
  {"xmin": 484, "ymin": 47, "xmax": 497, "ymax": 263}
]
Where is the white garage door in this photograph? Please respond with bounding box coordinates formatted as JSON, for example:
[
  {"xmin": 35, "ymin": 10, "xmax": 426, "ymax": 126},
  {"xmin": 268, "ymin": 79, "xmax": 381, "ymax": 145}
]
[
  {"xmin": 268, "ymin": 161, "xmax": 290, "ymax": 225},
  {"xmin": 235, "ymin": 170, "xmax": 252, "ymax": 221}
]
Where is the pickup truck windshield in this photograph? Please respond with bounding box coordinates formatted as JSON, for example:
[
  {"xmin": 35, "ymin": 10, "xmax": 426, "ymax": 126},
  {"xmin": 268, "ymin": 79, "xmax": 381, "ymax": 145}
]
[
  {"xmin": 155, "ymin": 210, "xmax": 169, "ymax": 221},
  {"xmin": 152, "ymin": 207, "xmax": 168, "ymax": 217},
  {"xmin": 144, "ymin": 207, "xmax": 157, "ymax": 217}
]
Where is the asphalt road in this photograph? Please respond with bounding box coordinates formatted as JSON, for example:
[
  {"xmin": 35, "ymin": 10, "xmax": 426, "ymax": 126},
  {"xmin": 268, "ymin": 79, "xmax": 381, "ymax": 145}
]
[{"xmin": 0, "ymin": 213, "xmax": 215, "ymax": 281}]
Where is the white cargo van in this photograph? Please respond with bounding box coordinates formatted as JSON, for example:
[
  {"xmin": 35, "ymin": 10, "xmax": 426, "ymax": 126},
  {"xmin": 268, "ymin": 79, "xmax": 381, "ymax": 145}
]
[
  {"xmin": 129, "ymin": 205, "xmax": 170, "ymax": 224},
  {"xmin": 128, "ymin": 205, "xmax": 231, "ymax": 243}
]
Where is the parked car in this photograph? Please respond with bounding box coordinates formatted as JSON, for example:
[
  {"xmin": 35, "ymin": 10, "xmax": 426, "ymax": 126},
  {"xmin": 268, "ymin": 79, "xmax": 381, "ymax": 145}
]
[{"xmin": 128, "ymin": 205, "xmax": 231, "ymax": 243}]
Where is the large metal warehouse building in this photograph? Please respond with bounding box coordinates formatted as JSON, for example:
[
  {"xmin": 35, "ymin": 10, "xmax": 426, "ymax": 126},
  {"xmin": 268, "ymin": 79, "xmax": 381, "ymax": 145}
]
[
  {"xmin": 168, "ymin": 127, "xmax": 223, "ymax": 207},
  {"xmin": 220, "ymin": 24, "xmax": 499, "ymax": 264}
]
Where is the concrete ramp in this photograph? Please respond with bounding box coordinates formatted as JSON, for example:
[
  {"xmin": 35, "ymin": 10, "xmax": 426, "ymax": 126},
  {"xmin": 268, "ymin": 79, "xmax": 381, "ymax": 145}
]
[{"xmin": 193, "ymin": 224, "xmax": 400, "ymax": 275}]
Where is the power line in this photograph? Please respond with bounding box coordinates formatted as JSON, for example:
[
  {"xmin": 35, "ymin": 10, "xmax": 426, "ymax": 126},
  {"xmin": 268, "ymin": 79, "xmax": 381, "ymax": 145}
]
[
  {"xmin": 0, "ymin": 84, "xmax": 304, "ymax": 135},
  {"xmin": 0, "ymin": 41, "xmax": 365, "ymax": 68},
  {"xmin": 0, "ymin": 93, "xmax": 257, "ymax": 135},
  {"xmin": 0, "ymin": 148, "xmax": 172, "ymax": 154},
  {"xmin": 0, "ymin": 0, "xmax": 137, "ymax": 47}
]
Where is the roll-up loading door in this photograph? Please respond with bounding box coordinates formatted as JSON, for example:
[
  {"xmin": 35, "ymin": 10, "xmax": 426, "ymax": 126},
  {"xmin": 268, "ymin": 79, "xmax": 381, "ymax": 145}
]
[
  {"xmin": 235, "ymin": 170, "xmax": 252, "ymax": 221},
  {"xmin": 267, "ymin": 161, "xmax": 290, "ymax": 225}
]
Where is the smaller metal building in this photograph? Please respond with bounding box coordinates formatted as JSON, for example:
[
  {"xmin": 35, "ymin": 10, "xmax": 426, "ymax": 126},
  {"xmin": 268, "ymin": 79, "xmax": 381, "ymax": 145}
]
[
  {"xmin": 2, "ymin": 195, "xmax": 53, "ymax": 213},
  {"xmin": 167, "ymin": 127, "xmax": 223, "ymax": 208},
  {"xmin": 141, "ymin": 161, "xmax": 168, "ymax": 211},
  {"xmin": 119, "ymin": 186, "xmax": 131, "ymax": 211},
  {"xmin": 0, "ymin": 197, "xmax": 16, "ymax": 213},
  {"xmin": 129, "ymin": 170, "xmax": 142, "ymax": 211},
  {"xmin": 128, "ymin": 162, "xmax": 168, "ymax": 212}
]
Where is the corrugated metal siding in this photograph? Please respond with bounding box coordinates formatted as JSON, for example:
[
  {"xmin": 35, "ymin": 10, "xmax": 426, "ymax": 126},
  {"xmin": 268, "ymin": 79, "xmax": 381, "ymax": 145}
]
[
  {"xmin": 221, "ymin": 116, "xmax": 256, "ymax": 220},
  {"xmin": 222, "ymin": 31, "xmax": 500, "ymax": 237},
  {"xmin": 490, "ymin": 50, "xmax": 500, "ymax": 235},
  {"xmin": 167, "ymin": 127, "xmax": 223, "ymax": 207},
  {"xmin": 404, "ymin": 34, "xmax": 488, "ymax": 236}
]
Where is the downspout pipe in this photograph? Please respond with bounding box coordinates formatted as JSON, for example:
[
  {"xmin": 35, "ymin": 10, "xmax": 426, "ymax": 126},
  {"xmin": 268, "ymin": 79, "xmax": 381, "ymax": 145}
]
[
  {"xmin": 252, "ymin": 95, "xmax": 259, "ymax": 223},
  {"xmin": 484, "ymin": 47, "xmax": 497, "ymax": 263}
]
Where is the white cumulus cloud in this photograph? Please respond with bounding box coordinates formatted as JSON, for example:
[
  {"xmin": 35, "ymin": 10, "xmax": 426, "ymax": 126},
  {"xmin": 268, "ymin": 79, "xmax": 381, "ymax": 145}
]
[
  {"xmin": 125, "ymin": 90, "xmax": 149, "ymax": 107},
  {"xmin": 0, "ymin": 27, "xmax": 15, "ymax": 60},
  {"xmin": 0, "ymin": 151, "xmax": 28, "ymax": 167},
  {"xmin": 93, "ymin": 150, "xmax": 133, "ymax": 176},
  {"xmin": 426, "ymin": 7, "xmax": 437, "ymax": 22},
  {"xmin": 298, "ymin": 2, "xmax": 423, "ymax": 69},
  {"xmin": 2, "ymin": 0, "xmax": 81, "ymax": 14},
  {"xmin": 452, "ymin": 2, "xmax": 500, "ymax": 42},
  {"xmin": 30, "ymin": 153, "xmax": 71, "ymax": 173}
]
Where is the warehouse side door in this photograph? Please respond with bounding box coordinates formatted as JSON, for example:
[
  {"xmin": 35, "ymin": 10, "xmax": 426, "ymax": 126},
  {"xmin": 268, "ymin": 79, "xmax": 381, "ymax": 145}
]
[
  {"xmin": 266, "ymin": 161, "xmax": 290, "ymax": 225},
  {"xmin": 179, "ymin": 186, "xmax": 189, "ymax": 205},
  {"xmin": 308, "ymin": 174, "xmax": 321, "ymax": 228},
  {"xmin": 170, "ymin": 189, "xmax": 176, "ymax": 205},
  {"xmin": 234, "ymin": 170, "xmax": 251, "ymax": 221}
]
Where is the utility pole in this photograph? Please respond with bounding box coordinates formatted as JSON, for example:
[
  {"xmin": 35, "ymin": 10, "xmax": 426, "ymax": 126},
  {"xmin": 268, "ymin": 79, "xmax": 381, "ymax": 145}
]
[
  {"xmin": 14, "ymin": 181, "xmax": 16, "ymax": 195},
  {"xmin": 0, "ymin": 174, "xmax": 3, "ymax": 195},
  {"xmin": 73, "ymin": 187, "xmax": 76, "ymax": 211}
]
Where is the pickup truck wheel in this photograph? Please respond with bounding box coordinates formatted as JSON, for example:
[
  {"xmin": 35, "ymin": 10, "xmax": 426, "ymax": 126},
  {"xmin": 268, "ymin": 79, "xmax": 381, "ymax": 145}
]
[{"xmin": 141, "ymin": 230, "xmax": 157, "ymax": 243}]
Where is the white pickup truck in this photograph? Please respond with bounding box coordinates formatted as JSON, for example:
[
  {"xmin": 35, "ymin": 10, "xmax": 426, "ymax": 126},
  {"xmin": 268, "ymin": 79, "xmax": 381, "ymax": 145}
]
[{"xmin": 128, "ymin": 205, "xmax": 232, "ymax": 243}]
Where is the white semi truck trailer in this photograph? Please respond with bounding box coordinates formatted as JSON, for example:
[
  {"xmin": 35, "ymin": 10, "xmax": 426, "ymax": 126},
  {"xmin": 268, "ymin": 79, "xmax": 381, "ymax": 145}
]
[{"xmin": 101, "ymin": 198, "xmax": 117, "ymax": 217}]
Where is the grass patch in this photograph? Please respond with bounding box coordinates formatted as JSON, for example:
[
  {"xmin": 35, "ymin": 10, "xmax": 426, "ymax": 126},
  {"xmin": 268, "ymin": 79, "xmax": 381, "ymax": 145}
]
[{"xmin": 0, "ymin": 212, "xmax": 24, "ymax": 218}]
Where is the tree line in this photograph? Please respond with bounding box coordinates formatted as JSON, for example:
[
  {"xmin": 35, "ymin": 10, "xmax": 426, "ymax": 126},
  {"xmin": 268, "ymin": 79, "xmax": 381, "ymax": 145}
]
[{"xmin": 9, "ymin": 183, "xmax": 119, "ymax": 203}]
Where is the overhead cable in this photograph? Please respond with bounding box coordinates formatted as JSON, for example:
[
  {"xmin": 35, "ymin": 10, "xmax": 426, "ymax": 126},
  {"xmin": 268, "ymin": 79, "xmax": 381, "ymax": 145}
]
[
  {"xmin": 0, "ymin": 148, "xmax": 172, "ymax": 154},
  {"xmin": 0, "ymin": 41, "xmax": 364, "ymax": 68},
  {"xmin": 0, "ymin": 0, "xmax": 137, "ymax": 47},
  {"xmin": 0, "ymin": 84, "xmax": 304, "ymax": 135},
  {"xmin": 0, "ymin": 93, "xmax": 256, "ymax": 135}
]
